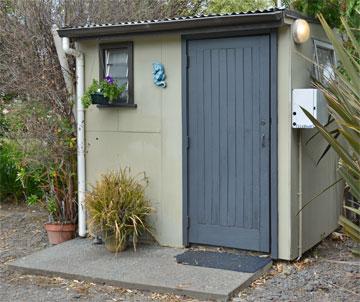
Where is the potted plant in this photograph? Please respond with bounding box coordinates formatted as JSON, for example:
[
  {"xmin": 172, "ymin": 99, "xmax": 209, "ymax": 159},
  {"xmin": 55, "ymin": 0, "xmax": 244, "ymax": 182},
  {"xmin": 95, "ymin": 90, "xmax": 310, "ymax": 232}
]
[
  {"xmin": 44, "ymin": 162, "xmax": 77, "ymax": 244},
  {"xmin": 82, "ymin": 76, "xmax": 126, "ymax": 108},
  {"xmin": 27, "ymin": 161, "xmax": 78, "ymax": 245},
  {"xmin": 43, "ymin": 196, "xmax": 77, "ymax": 245},
  {"xmin": 85, "ymin": 168, "xmax": 153, "ymax": 253}
]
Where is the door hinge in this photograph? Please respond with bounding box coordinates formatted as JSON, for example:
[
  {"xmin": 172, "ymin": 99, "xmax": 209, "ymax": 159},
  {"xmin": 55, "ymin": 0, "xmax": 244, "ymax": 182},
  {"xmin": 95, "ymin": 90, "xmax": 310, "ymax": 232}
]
[
  {"xmin": 186, "ymin": 136, "xmax": 190, "ymax": 149},
  {"xmin": 187, "ymin": 216, "xmax": 190, "ymax": 229},
  {"xmin": 186, "ymin": 55, "xmax": 190, "ymax": 69}
]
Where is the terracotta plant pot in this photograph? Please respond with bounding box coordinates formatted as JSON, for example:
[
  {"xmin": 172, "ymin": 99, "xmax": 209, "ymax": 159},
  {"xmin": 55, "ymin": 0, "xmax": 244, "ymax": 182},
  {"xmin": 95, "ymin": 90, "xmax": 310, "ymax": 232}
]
[
  {"xmin": 104, "ymin": 234, "xmax": 127, "ymax": 253},
  {"xmin": 44, "ymin": 223, "xmax": 76, "ymax": 245}
]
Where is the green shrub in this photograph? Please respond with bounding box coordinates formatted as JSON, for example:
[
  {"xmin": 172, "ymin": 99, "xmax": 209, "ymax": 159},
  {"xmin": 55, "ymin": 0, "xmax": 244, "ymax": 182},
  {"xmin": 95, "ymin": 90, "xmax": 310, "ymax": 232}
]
[
  {"xmin": 0, "ymin": 140, "xmax": 46, "ymax": 203},
  {"xmin": 0, "ymin": 99, "xmax": 77, "ymax": 220},
  {"xmin": 16, "ymin": 163, "xmax": 46, "ymax": 203},
  {"xmin": 0, "ymin": 140, "xmax": 23, "ymax": 201}
]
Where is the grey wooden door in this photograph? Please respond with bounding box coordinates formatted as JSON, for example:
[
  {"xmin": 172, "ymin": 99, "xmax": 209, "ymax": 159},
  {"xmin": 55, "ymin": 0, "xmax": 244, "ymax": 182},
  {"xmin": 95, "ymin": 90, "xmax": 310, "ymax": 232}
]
[{"xmin": 187, "ymin": 35, "xmax": 270, "ymax": 252}]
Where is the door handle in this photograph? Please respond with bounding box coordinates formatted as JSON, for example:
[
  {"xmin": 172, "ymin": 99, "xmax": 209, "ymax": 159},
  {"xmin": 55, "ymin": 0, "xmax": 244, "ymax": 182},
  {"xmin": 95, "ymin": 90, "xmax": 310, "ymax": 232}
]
[{"xmin": 262, "ymin": 134, "xmax": 265, "ymax": 147}]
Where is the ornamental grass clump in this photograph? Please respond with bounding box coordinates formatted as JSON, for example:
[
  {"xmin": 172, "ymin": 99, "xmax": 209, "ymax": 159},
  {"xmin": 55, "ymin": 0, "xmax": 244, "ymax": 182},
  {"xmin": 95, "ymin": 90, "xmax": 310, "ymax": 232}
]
[{"xmin": 85, "ymin": 168, "xmax": 153, "ymax": 252}]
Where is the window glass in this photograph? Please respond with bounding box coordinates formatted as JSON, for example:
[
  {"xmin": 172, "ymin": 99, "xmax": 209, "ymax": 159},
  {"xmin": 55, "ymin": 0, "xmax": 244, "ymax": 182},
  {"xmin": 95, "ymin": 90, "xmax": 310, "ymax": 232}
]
[
  {"xmin": 105, "ymin": 48, "xmax": 128, "ymax": 101},
  {"xmin": 314, "ymin": 40, "xmax": 336, "ymax": 85}
]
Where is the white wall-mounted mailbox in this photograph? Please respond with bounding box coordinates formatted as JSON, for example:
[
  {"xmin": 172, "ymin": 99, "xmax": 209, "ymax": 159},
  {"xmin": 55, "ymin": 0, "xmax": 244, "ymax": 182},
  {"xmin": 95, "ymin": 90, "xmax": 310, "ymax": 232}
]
[{"xmin": 292, "ymin": 89, "xmax": 328, "ymax": 128}]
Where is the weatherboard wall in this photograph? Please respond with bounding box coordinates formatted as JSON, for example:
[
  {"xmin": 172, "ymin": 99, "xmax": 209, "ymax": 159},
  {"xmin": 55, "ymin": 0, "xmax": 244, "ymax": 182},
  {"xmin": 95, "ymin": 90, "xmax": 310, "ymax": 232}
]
[
  {"xmin": 289, "ymin": 20, "xmax": 342, "ymax": 258},
  {"xmin": 79, "ymin": 35, "xmax": 183, "ymax": 247}
]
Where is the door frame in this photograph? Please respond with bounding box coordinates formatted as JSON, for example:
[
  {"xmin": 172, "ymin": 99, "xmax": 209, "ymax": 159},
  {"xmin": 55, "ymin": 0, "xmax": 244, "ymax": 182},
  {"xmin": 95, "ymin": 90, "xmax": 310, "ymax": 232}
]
[{"xmin": 181, "ymin": 29, "xmax": 278, "ymax": 258}]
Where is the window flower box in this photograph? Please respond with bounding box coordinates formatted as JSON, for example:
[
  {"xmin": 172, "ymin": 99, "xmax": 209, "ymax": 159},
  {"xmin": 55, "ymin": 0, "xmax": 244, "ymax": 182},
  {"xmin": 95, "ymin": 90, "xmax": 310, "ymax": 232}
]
[
  {"xmin": 82, "ymin": 76, "xmax": 126, "ymax": 108},
  {"xmin": 90, "ymin": 92, "xmax": 110, "ymax": 105}
]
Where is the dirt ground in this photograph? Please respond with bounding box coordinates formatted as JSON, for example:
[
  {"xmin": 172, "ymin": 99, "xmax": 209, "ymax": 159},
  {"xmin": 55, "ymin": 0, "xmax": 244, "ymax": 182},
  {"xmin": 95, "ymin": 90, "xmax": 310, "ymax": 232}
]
[{"xmin": 0, "ymin": 202, "xmax": 359, "ymax": 302}]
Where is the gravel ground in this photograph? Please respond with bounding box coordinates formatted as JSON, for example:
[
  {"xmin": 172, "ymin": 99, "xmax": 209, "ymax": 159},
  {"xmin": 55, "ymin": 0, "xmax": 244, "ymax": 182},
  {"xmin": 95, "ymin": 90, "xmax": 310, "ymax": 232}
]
[
  {"xmin": 237, "ymin": 236, "xmax": 359, "ymax": 302},
  {"xmin": 1, "ymin": 202, "xmax": 359, "ymax": 302}
]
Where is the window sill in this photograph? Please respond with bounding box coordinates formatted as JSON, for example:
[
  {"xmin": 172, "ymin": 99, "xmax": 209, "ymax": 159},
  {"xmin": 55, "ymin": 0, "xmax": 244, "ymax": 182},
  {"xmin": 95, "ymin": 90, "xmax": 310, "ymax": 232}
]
[{"xmin": 96, "ymin": 103, "xmax": 137, "ymax": 108}]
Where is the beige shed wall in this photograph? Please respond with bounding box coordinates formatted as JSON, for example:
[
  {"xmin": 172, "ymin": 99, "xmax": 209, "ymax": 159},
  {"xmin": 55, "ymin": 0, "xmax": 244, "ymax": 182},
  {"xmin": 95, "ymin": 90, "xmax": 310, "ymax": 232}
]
[
  {"xmin": 79, "ymin": 22, "xmax": 341, "ymax": 259},
  {"xmin": 277, "ymin": 25, "xmax": 293, "ymax": 260},
  {"xmin": 79, "ymin": 35, "xmax": 183, "ymax": 247},
  {"xmin": 277, "ymin": 20, "xmax": 341, "ymax": 260}
]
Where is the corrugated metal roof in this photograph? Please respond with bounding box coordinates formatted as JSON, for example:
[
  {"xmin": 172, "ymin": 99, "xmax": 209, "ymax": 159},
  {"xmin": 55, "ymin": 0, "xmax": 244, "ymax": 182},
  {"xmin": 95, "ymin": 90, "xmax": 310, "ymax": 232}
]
[
  {"xmin": 58, "ymin": 7, "xmax": 290, "ymax": 38},
  {"xmin": 62, "ymin": 7, "xmax": 283, "ymax": 30}
]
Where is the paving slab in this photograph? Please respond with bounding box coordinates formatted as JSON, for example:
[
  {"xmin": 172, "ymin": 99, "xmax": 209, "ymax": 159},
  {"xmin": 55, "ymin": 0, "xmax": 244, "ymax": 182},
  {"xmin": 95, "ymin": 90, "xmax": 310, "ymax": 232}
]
[{"xmin": 9, "ymin": 238, "xmax": 271, "ymax": 301}]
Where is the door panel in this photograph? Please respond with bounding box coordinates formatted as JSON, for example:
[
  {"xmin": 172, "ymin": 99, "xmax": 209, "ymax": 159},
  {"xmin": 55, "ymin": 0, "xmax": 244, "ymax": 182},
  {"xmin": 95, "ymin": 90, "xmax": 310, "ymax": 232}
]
[{"xmin": 187, "ymin": 35, "xmax": 270, "ymax": 252}]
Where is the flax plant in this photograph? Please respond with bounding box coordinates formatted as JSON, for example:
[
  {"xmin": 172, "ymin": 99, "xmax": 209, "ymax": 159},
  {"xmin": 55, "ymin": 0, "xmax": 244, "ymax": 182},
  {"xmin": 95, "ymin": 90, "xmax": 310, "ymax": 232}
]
[
  {"xmin": 302, "ymin": 14, "xmax": 360, "ymax": 246},
  {"xmin": 85, "ymin": 168, "xmax": 153, "ymax": 252}
]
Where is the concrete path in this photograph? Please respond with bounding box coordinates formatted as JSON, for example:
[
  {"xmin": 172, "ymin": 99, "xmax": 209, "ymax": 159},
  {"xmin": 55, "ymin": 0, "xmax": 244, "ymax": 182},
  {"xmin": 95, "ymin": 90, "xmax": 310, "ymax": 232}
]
[{"xmin": 9, "ymin": 239, "xmax": 271, "ymax": 301}]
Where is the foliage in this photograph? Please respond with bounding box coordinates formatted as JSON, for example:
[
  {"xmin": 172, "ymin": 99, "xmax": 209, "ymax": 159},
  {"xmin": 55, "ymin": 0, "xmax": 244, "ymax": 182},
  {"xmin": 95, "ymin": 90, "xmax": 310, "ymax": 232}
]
[
  {"xmin": 206, "ymin": 0, "xmax": 271, "ymax": 14},
  {"xmin": 16, "ymin": 163, "xmax": 45, "ymax": 203},
  {"xmin": 290, "ymin": 0, "xmax": 360, "ymax": 29},
  {"xmin": 0, "ymin": 97, "xmax": 77, "ymax": 221},
  {"xmin": 0, "ymin": 137, "xmax": 46, "ymax": 203},
  {"xmin": 163, "ymin": 0, "xmax": 203, "ymax": 16},
  {"xmin": 0, "ymin": 1, "xmax": 70, "ymax": 115},
  {"xmin": 0, "ymin": 140, "xmax": 23, "ymax": 201},
  {"xmin": 302, "ymin": 15, "xmax": 359, "ymax": 243},
  {"xmin": 43, "ymin": 160, "xmax": 77, "ymax": 223},
  {"xmin": 62, "ymin": 0, "xmax": 203, "ymax": 26},
  {"xmin": 85, "ymin": 168, "xmax": 153, "ymax": 252},
  {"xmin": 0, "ymin": 0, "xmax": 77, "ymax": 222},
  {"xmin": 46, "ymin": 195, "xmax": 59, "ymax": 218},
  {"xmin": 82, "ymin": 76, "xmax": 126, "ymax": 108}
]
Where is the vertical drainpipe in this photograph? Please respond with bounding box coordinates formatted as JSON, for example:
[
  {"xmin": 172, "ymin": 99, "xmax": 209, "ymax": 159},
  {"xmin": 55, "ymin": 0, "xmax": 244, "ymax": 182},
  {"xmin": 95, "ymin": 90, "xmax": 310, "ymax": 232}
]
[{"xmin": 62, "ymin": 38, "xmax": 87, "ymax": 237}]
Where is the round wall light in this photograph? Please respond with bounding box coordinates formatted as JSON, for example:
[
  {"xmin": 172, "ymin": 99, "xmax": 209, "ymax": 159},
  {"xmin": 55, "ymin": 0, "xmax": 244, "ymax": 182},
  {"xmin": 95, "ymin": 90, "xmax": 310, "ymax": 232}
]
[{"xmin": 292, "ymin": 19, "xmax": 310, "ymax": 44}]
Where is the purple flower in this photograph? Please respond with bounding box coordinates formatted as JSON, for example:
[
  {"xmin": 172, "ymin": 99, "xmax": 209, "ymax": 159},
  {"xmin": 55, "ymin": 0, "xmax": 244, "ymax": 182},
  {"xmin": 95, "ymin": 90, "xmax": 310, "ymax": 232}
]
[{"xmin": 105, "ymin": 75, "xmax": 114, "ymax": 84}]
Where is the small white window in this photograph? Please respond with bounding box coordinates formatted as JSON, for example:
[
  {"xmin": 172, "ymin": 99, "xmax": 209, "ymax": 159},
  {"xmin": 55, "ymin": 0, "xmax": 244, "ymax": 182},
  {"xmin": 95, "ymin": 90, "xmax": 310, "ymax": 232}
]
[
  {"xmin": 100, "ymin": 42, "xmax": 134, "ymax": 104},
  {"xmin": 313, "ymin": 39, "xmax": 336, "ymax": 85}
]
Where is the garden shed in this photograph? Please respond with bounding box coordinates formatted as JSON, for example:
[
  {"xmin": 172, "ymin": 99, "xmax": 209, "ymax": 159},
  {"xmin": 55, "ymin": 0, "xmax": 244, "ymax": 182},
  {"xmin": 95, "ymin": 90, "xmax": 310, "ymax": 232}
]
[{"xmin": 58, "ymin": 8, "xmax": 341, "ymax": 260}]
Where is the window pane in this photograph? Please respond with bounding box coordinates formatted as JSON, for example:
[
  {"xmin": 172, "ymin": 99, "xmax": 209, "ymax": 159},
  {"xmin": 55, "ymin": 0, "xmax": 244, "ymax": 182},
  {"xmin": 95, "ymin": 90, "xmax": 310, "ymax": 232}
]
[
  {"xmin": 113, "ymin": 77, "xmax": 128, "ymax": 87},
  {"xmin": 114, "ymin": 77, "xmax": 128, "ymax": 101},
  {"xmin": 105, "ymin": 48, "xmax": 129, "ymax": 102},
  {"xmin": 108, "ymin": 64, "xmax": 128, "ymax": 78},
  {"xmin": 108, "ymin": 49, "xmax": 128, "ymax": 64},
  {"xmin": 317, "ymin": 47, "xmax": 335, "ymax": 66},
  {"xmin": 105, "ymin": 49, "xmax": 128, "ymax": 79},
  {"xmin": 314, "ymin": 43, "xmax": 335, "ymax": 84}
]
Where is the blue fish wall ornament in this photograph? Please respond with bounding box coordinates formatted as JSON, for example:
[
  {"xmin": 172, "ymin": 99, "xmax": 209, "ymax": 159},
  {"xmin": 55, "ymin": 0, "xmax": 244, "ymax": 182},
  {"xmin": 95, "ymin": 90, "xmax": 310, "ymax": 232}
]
[{"xmin": 152, "ymin": 62, "xmax": 167, "ymax": 88}]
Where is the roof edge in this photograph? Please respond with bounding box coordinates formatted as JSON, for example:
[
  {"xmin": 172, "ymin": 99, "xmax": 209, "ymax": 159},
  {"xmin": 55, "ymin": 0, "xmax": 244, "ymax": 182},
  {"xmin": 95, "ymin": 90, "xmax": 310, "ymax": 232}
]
[
  {"xmin": 58, "ymin": 10, "xmax": 284, "ymax": 39},
  {"xmin": 284, "ymin": 9, "xmax": 319, "ymax": 24}
]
